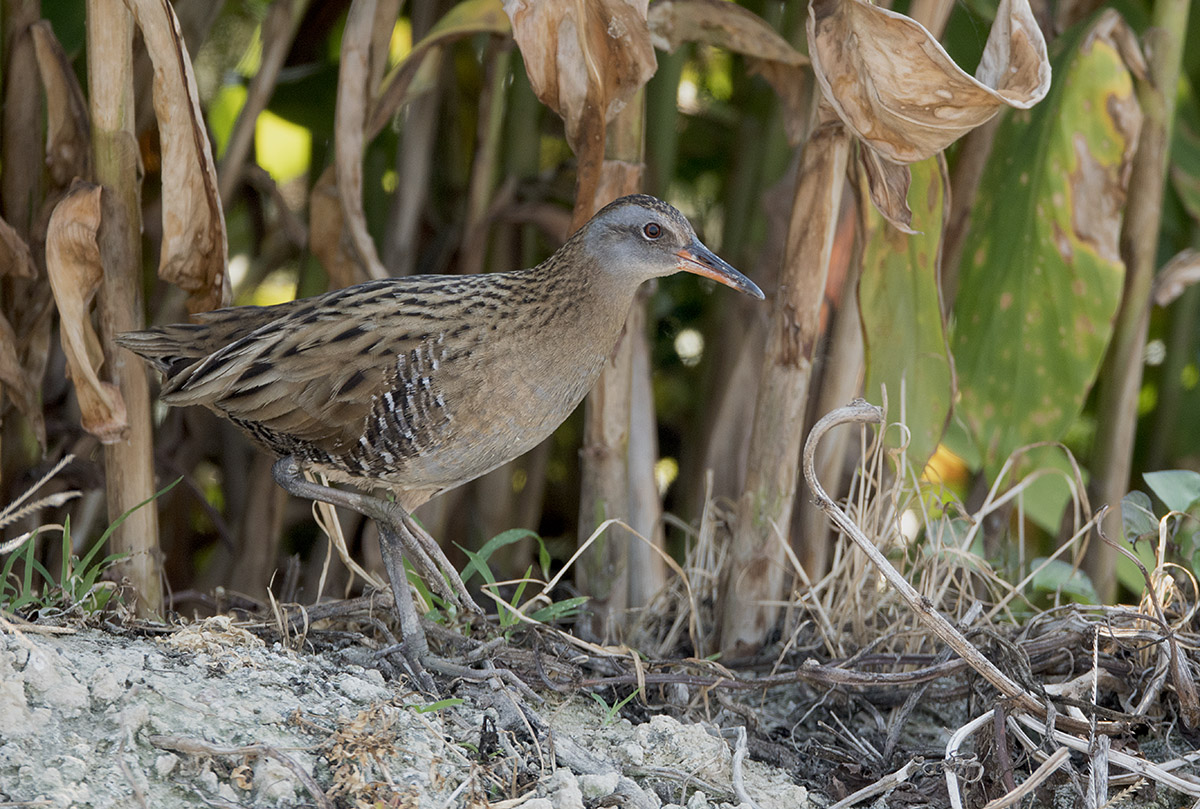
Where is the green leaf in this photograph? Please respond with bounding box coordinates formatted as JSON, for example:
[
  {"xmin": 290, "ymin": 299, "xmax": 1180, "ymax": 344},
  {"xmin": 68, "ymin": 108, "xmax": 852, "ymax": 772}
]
[
  {"xmin": 860, "ymin": 156, "xmax": 954, "ymax": 471},
  {"xmin": 1143, "ymin": 470, "xmax": 1200, "ymax": 512},
  {"xmin": 95, "ymin": 477, "xmax": 183, "ymax": 551},
  {"xmin": 1115, "ymin": 540, "xmax": 1159, "ymax": 594},
  {"xmin": 952, "ymin": 17, "xmax": 1139, "ymax": 478},
  {"xmin": 1029, "ymin": 557, "xmax": 1098, "ymax": 604},
  {"xmin": 414, "ymin": 698, "xmax": 464, "ymax": 713},
  {"xmin": 458, "ymin": 528, "xmax": 538, "ymax": 585},
  {"xmin": 457, "ymin": 547, "xmax": 498, "ymax": 594},
  {"xmin": 1121, "ymin": 490, "xmax": 1158, "ymax": 541},
  {"xmin": 529, "ymin": 596, "xmax": 588, "ymax": 624}
]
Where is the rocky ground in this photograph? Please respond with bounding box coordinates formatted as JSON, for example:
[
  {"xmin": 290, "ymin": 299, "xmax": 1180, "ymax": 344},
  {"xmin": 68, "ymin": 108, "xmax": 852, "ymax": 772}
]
[{"xmin": 0, "ymin": 620, "xmax": 818, "ymax": 809}]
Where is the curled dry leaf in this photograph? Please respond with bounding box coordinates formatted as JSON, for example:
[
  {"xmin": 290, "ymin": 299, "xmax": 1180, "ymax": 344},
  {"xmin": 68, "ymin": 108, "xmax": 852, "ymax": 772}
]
[
  {"xmin": 125, "ymin": 0, "xmax": 229, "ymax": 314},
  {"xmin": 0, "ymin": 216, "xmax": 37, "ymax": 279},
  {"xmin": 30, "ymin": 21, "xmax": 91, "ymax": 188},
  {"xmin": 859, "ymin": 142, "xmax": 916, "ymax": 234},
  {"xmin": 648, "ymin": 0, "xmax": 812, "ymax": 145},
  {"xmin": 808, "ymin": 0, "xmax": 1051, "ymax": 164},
  {"xmin": 504, "ymin": 0, "xmax": 655, "ymax": 208},
  {"xmin": 0, "ymin": 312, "xmax": 47, "ymax": 449},
  {"xmin": 648, "ymin": 0, "xmax": 804, "ymax": 65},
  {"xmin": 45, "ymin": 182, "xmax": 128, "ymax": 443},
  {"xmin": 1152, "ymin": 249, "xmax": 1200, "ymax": 307},
  {"xmin": 309, "ymin": 165, "xmax": 363, "ymax": 289}
]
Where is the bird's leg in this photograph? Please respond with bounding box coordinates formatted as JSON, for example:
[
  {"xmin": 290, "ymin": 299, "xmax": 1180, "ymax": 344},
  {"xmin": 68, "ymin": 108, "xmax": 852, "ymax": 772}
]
[
  {"xmin": 374, "ymin": 521, "xmax": 436, "ymax": 691},
  {"xmin": 270, "ymin": 457, "xmax": 490, "ymax": 691},
  {"xmin": 270, "ymin": 457, "xmax": 480, "ymax": 614}
]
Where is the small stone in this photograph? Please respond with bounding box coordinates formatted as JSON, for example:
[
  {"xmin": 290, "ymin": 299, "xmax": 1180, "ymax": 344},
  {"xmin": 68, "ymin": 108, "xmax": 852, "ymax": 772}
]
[
  {"xmin": 58, "ymin": 755, "xmax": 86, "ymax": 783},
  {"xmin": 25, "ymin": 649, "xmax": 89, "ymax": 715},
  {"xmin": 155, "ymin": 754, "xmax": 179, "ymax": 778},
  {"xmin": 256, "ymin": 754, "xmax": 302, "ymax": 805},
  {"xmin": 546, "ymin": 768, "xmax": 584, "ymax": 809},
  {"xmin": 88, "ymin": 667, "xmax": 125, "ymax": 703},
  {"xmin": 686, "ymin": 791, "xmax": 709, "ymax": 809},
  {"xmin": 619, "ymin": 741, "xmax": 645, "ymax": 766},
  {"xmin": 0, "ymin": 678, "xmax": 34, "ymax": 738},
  {"xmin": 335, "ymin": 672, "xmax": 389, "ymax": 702},
  {"xmin": 198, "ymin": 766, "xmax": 220, "ymax": 793},
  {"xmin": 578, "ymin": 772, "xmax": 619, "ymax": 799}
]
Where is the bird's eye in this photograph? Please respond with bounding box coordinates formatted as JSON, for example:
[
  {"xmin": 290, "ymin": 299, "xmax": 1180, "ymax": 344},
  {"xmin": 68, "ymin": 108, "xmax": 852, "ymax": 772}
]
[{"xmin": 643, "ymin": 222, "xmax": 662, "ymax": 240}]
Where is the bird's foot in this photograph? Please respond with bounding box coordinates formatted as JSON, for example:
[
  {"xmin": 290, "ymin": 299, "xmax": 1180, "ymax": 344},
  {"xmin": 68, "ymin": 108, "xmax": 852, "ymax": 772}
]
[{"xmin": 376, "ymin": 641, "xmax": 541, "ymax": 703}]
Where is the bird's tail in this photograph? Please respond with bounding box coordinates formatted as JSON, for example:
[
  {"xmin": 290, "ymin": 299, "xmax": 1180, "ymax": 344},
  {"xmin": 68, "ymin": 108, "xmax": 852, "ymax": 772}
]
[{"xmin": 114, "ymin": 325, "xmax": 215, "ymax": 379}]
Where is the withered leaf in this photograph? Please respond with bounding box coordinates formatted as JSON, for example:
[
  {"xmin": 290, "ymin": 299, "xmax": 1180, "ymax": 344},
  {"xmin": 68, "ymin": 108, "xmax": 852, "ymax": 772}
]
[
  {"xmin": 648, "ymin": 0, "xmax": 805, "ymax": 66},
  {"xmin": 0, "ymin": 312, "xmax": 46, "ymax": 449},
  {"xmin": 859, "ymin": 147, "xmax": 916, "ymax": 234},
  {"xmin": 506, "ymin": 0, "xmax": 655, "ymax": 145},
  {"xmin": 808, "ymin": 0, "xmax": 1051, "ymax": 163},
  {"xmin": 45, "ymin": 182, "xmax": 128, "ymax": 443},
  {"xmin": 504, "ymin": 0, "xmax": 655, "ymax": 208},
  {"xmin": 1152, "ymin": 249, "xmax": 1200, "ymax": 308},
  {"xmin": 125, "ymin": 0, "xmax": 230, "ymax": 313},
  {"xmin": 31, "ymin": 21, "xmax": 91, "ymax": 189},
  {"xmin": 0, "ymin": 216, "xmax": 37, "ymax": 279},
  {"xmin": 309, "ymin": 165, "xmax": 363, "ymax": 289}
]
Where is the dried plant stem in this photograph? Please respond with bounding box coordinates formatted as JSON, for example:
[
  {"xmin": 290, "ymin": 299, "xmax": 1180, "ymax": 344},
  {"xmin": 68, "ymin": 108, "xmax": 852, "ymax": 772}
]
[
  {"xmin": 1089, "ymin": 0, "xmax": 1191, "ymax": 601},
  {"xmin": 803, "ymin": 400, "xmax": 1123, "ymax": 736},
  {"xmin": 722, "ymin": 120, "xmax": 850, "ymax": 656},
  {"xmin": 576, "ymin": 91, "xmax": 649, "ymax": 639},
  {"xmin": 88, "ymin": 0, "xmax": 161, "ymax": 616}
]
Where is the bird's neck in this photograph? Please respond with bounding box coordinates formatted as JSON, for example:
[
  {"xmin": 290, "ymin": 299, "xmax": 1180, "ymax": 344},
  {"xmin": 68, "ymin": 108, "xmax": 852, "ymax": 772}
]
[{"xmin": 525, "ymin": 249, "xmax": 641, "ymax": 342}]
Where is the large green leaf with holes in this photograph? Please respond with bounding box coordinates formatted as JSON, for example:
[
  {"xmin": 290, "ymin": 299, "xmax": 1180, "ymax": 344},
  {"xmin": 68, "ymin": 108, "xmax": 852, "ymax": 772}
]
[
  {"xmin": 951, "ymin": 16, "xmax": 1140, "ymax": 479},
  {"xmin": 861, "ymin": 156, "xmax": 953, "ymax": 473}
]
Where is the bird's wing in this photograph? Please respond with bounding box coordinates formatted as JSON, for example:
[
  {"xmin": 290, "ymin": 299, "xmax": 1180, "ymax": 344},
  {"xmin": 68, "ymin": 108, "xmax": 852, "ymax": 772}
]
[
  {"xmin": 116, "ymin": 300, "xmax": 309, "ymax": 377},
  {"xmin": 158, "ymin": 280, "xmax": 469, "ymax": 456}
]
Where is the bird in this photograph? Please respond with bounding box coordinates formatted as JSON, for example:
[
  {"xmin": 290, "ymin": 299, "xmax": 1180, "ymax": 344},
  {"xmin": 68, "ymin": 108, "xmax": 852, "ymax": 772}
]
[{"xmin": 118, "ymin": 194, "xmax": 763, "ymax": 686}]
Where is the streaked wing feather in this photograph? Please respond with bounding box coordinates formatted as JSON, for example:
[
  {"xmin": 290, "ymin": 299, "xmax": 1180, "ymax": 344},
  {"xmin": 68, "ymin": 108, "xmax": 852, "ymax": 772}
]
[{"xmin": 159, "ymin": 284, "xmax": 445, "ymax": 457}]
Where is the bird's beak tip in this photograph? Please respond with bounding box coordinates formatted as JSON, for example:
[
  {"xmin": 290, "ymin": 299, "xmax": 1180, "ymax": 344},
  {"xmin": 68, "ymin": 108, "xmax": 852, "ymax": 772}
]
[{"xmin": 676, "ymin": 245, "xmax": 764, "ymax": 300}]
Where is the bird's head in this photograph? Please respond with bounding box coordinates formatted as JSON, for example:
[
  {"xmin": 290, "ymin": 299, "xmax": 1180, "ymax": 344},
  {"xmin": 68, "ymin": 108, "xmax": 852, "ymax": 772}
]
[{"xmin": 580, "ymin": 195, "xmax": 764, "ymax": 300}]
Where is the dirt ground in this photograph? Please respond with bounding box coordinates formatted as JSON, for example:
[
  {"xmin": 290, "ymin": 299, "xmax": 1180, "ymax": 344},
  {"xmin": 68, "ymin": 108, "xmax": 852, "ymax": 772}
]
[{"xmin": 0, "ymin": 621, "xmax": 819, "ymax": 809}]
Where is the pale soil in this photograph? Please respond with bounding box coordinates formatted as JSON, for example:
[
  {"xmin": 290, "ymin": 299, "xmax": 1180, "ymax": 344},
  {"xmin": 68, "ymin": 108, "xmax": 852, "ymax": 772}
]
[{"xmin": 0, "ymin": 622, "xmax": 818, "ymax": 809}]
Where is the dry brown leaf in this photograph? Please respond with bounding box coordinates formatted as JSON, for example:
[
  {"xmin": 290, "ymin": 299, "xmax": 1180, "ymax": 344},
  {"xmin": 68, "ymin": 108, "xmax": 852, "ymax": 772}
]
[
  {"xmin": 30, "ymin": 21, "xmax": 91, "ymax": 189},
  {"xmin": 45, "ymin": 182, "xmax": 128, "ymax": 443},
  {"xmin": 859, "ymin": 146, "xmax": 915, "ymax": 234},
  {"xmin": 0, "ymin": 216, "xmax": 37, "ymax": 279},
  {"xmin": 0, "ymin": 312, "xmax": 46, "ymax": 449},
  {"xmin": 1152, "ymin": 249, "xmax": 1200, "ymax": 307},
  {"xmin": 504, "ymin": 0, "xmax": 656, "ymax": 209},
  {"xmin": 808, "ymin": 0, "xmax": 1050, "ymax": 164},
  {"xmin": 648, "ymin": 0, "xmax": 806, "ymax": 66},
  {"xmin": 125, "ymin": 0, "xmax": 229, "ymax": 313},
  {"xmin": 309, "ymin": 165, "xmax": 363, "ymax": 289}
]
